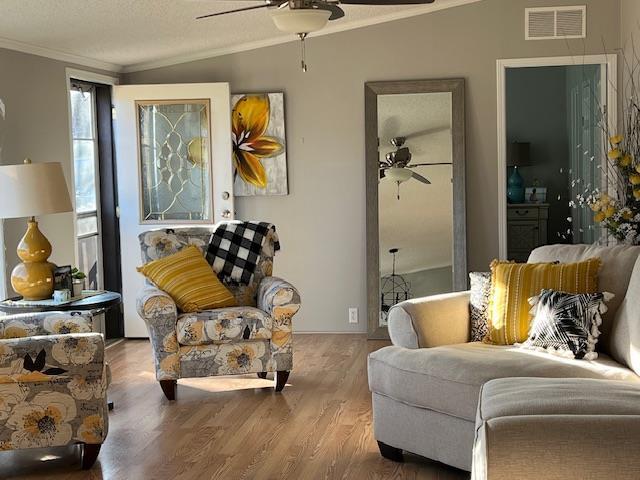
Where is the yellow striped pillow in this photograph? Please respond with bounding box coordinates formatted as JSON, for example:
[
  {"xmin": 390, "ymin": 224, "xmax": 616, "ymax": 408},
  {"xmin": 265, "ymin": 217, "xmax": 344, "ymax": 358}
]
[
  {"xmin": 137, "ymin": 245, "xmax": 236, "ymax": 313},
  {"xmin": 486, "ymin": 258, "xmax": 600, "ymax": 345}
]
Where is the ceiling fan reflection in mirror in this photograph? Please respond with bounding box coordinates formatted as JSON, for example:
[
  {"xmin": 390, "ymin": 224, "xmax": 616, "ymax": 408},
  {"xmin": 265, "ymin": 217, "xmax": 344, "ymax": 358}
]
[
  {"xmin": 196, "ymin": 0, "xmax": 436, "ymax": 71},
  {"xmin": 379, "ymin": 136, "xmax": 452, "ymax": 200}
]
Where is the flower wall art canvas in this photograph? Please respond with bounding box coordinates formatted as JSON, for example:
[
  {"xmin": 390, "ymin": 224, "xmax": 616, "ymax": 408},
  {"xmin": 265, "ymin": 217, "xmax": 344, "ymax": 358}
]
[{"xmin": 231, "ymin": 93, "xmax": 288, "ymax": 196}]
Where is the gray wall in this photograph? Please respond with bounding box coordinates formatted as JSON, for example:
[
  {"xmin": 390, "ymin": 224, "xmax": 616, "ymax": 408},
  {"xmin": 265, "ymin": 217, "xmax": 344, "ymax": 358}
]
[
  {"xmin": 125, "ymin": 0, "xmax": 620, "ymax": 333},
  {"xmin": 621, "ymin": 0, "xmax": 640, "ymax": 107},
  {"xmin": 506, "ymin": 66, "xmax": 570, "ymax": 244},
  {"xmin": 621, "ymin": 0, "xmax": 640, "ymax": 60},
  {"xmin": 0, "ymin": 48, "xmax": 115, "ymax": 297}
]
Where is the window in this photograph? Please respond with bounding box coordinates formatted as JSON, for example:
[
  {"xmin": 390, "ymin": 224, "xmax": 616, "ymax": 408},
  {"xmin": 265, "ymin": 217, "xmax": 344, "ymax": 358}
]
[{"xmin": 70, "ymin": 83, "xmax": 103, "ymax": 290}]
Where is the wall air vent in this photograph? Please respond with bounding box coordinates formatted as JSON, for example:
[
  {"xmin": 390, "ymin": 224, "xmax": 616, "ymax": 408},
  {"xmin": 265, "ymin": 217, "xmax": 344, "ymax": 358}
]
[{"xmin": 525, "ymin": 6, "xmax": 586, "ymax": 40}]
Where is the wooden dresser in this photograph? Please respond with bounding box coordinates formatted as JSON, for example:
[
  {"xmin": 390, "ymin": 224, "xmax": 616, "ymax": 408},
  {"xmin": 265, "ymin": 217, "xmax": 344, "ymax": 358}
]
[{"xmin": 507, "ymin": 203, "xmax": 549, "ymax": 262}]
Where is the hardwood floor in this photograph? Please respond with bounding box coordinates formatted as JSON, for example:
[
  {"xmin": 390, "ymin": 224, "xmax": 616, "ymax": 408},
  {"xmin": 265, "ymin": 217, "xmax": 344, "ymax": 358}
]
[{"xmin": 0, "ymin": 335, "xmax": 468, "ymax": 480}]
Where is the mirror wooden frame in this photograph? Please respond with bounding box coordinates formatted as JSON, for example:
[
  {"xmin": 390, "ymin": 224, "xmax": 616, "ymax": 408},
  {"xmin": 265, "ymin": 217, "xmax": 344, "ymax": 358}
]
[{"xmin": 365, "ymin": 79, "xmax": 468, "ymax": 339}]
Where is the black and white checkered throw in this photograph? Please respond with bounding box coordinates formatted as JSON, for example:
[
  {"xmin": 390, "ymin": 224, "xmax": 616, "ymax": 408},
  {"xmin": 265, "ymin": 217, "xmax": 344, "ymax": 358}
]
[{"xmin": 206, "ymin": 221, "xmax": 280, "ymax": 285}]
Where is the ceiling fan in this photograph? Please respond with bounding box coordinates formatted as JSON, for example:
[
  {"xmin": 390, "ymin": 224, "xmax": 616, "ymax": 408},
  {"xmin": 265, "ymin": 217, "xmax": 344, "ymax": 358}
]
[
  {"xmin": 196, "ymin": 0, "xmax": 436, "ymax": 71},
  {"xmin": 379, "ymin": 136, "xmax": 451, "ymax": 199}
]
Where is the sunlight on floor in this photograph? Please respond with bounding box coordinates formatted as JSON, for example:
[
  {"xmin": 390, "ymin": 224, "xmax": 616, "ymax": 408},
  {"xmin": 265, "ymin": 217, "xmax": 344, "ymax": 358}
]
[{"xmin": 177, "ymin": 375, "xmax": 290, "ymax": 393}]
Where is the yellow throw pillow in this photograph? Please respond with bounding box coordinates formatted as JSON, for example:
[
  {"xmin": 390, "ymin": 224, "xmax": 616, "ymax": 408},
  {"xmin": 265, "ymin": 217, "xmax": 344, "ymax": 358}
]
[
  {"xmin": 137, "ymin": 245, "xmax": 236, "ymax": 313},
  {"xmin": 486, "ymin": 258, "xmax": 600, "ymax": 345}
]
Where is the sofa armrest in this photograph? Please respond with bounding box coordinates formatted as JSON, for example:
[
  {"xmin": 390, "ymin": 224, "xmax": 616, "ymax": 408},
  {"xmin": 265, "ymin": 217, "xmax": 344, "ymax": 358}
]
[
  {"xmin": 388, "ymin": 291, "xmax": 471, "ymax": 349},
  {"xmin": 257, "ymin": 276, "xmax": 301, "ymax": 321},
  {"xmin": 136, "ymin": 287, "xmax": 179, "ymax": 380},
  {"xmin": 136, "ymin": 286, "xmax": 177, "ymax": 322},
  {"xmin": 0, "ymin": 333, "xmax": 105, "ymax": 382},
  {"xmin": 258, "ymin": 277, "xmax": 300, "ymax": 370},
  {"xmin": 0, "ymin": 311, "xmax": 94, "ymax": 338}
]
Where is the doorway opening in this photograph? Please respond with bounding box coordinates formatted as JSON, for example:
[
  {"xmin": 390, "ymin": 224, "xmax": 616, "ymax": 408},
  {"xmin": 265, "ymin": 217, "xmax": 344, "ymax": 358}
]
[
  {"xmin": 497, "ymin": 55, "xmax": 617, "ymax": 261},
  {"xmin": 67, "ymin": 71, "xmax": 123, "ymax": 339}
]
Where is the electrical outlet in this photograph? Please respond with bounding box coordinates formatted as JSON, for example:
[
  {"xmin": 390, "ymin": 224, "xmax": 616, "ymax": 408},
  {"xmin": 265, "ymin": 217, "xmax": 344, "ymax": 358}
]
[{"xmin": 349, "ymin": 307, "xmax": 358, "ymax": 324}]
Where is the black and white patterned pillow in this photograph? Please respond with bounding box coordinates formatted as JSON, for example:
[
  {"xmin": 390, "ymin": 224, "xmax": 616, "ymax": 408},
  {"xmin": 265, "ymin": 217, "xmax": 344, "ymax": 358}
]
[
  {"xmin": 518, "ymin": 289, "xmax": 614, "ymax": 360},
  {"xmin": 469, "ymin": 272, "xmax": 491, "ymax": 342}
]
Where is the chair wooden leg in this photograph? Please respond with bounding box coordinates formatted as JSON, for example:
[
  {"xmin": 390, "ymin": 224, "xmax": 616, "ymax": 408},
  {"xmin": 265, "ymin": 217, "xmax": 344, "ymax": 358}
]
[
  {"xmin": 159, "ymin": 379, "xmax": 177, "ymax": 400},
  {"xmin": 257, "ymin": 372, "xmax": 268, "ymax": 379},
  {"xmin": 81, "ymin": 443, "xmax": 101, "ymax": 470},
  {"xmin": 275, "ymin": 370, "xmax": 290, "ymax": 392},
  {"xmin": 377, "ymin": 441, "xmax": 404, "ymax": 462}
]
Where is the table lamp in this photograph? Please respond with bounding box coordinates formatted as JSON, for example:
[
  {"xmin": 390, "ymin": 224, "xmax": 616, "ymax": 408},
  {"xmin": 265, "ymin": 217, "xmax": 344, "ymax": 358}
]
[
  {"xmin": 0, "ymin": 159, "xmax": 73, "ymax": 300},
  {"xmin": 507, "ymin": 141, "xmax": 531, "ymax": 204}
]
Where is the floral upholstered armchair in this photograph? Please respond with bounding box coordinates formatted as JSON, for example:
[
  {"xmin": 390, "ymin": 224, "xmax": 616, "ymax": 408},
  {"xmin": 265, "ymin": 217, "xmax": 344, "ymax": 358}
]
[
  {"xmin": 136, "ymin": 227, "xmax": 301, "ymax": 400},
  {"xmin": 0, "ymin": 311, "xmax": 109, "ymax": 469}
]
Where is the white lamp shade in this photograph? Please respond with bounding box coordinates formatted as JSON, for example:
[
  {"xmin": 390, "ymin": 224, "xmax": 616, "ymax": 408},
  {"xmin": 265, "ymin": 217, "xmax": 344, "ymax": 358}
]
[
  {"xmin": 271, "ymin": 8, "xmax": 331, "ymax": 34},
  {"xmin": 385, "ymin": 167, "xmax": 413, "ymax": 184},
  {"xmin": 0, "ymin": 161, "xmax": 73, "ymax": 219}
]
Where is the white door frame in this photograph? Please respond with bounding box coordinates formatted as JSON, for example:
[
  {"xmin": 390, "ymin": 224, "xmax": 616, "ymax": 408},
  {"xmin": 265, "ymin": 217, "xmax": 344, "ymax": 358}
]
[
  {"xmin": 0, "ymin": 96, "xmax": 6, "ymax": 298},
  {"xmin": 496, "ymin": 54, "xmax": 618, "ymax": 259},
  {"xmin": 0, "ymin": 221, "xmax": 5, "ymax": 300}
]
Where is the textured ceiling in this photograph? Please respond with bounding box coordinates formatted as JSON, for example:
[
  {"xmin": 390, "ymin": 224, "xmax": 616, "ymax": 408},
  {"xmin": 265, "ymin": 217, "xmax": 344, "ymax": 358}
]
[
  {"xmin": 378, "ymin": 92, "xmax": 453, "ymax": 276},
  {"xmin": 0, "ymin": 0, "xmax": 473, "ymax": 71}
]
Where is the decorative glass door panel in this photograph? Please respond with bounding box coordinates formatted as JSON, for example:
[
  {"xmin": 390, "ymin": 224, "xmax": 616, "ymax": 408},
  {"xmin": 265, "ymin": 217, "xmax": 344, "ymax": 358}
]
[
  {"xmin": 114, "ymin": 83, "xmax": 233, "ymax": 337},
  {"xmin": 137, "ymin": 100, "xmax": 212, "ymax": 223}
]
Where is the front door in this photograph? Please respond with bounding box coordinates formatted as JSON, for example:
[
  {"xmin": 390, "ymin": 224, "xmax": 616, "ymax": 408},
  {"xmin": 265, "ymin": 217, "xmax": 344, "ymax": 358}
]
[{"xmin": 113, "ymin": 83, "xmax": 235, "ymax": 337}]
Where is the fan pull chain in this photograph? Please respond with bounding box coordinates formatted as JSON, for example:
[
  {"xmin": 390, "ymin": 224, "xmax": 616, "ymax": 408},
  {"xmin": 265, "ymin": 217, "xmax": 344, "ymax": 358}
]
[
  {"xmin": 299, "ymin": 33, "xmax": 308, "ymax": 72},
  {"xmin": 396, "ymin": 181, "xmax": 401, "ymax": 200}
]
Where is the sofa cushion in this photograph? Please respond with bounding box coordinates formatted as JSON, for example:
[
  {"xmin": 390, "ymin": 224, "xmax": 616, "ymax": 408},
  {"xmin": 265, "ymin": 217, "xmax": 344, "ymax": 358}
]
[
  {"xmin": 176, "ymin": 307, "xmax": 272, "ymax": 345},
  {"xmin": 478, "ymin": 377, "xmax": 640, "ymax": 420},
  {"xmin": 368, "ymin": 342, "xmax": 639, "ymax": 422},
  {"xmin": 611, "ymin": 254, "xmax": 640, "ymax": 376},
  {"xmin": 528, "ymin": 244, "xmax": 640, "ymax": 353}
]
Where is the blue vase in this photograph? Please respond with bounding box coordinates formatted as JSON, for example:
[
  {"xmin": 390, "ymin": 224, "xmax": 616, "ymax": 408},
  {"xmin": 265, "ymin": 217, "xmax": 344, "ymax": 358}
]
[{"xmin": 507, "ymin": 166, "xmax": 525, "ymax": 204}]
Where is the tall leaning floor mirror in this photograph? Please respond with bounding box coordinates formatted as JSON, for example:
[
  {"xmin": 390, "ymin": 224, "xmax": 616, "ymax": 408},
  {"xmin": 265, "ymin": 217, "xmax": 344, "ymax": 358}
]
[{"xmin": 365, "ymin": 79, "xmax": 467, "ymax": 339}]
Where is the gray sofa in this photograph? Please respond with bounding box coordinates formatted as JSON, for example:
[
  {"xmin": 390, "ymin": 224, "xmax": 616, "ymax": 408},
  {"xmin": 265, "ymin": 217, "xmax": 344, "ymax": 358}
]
[{"xmin": 368, "ymin": 244, "xmax": 640, "ymax": 477}]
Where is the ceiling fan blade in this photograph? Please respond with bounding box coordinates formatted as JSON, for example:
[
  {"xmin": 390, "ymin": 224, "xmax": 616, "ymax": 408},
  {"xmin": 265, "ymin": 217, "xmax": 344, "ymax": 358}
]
[
  {"xmin": 407, "ymin": 162, "xmax": 453, "ymax": 167},
  {"xmin": 196, "ymin": 3, "xmax": 274, "ymax": 20},
  {"xmin": 411, "ymin": 172, "xmax": 432, "ymax": 184},
  {"xmin": 339, "ymin": 0, "xmax": 434, "ymax": 4},
  {"xmin": 312, "ymin": 1, "xmax": 345, "ymax": 20},
  {"xmin": 404, "ymin": 125, "xmax": 451, "ymax": 140}
]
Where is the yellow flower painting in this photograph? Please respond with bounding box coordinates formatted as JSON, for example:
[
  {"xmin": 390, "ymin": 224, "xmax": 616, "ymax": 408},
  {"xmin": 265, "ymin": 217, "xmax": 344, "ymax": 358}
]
[{"xmin": 231, "ymin": 93, "xmax": 288, "ymax": 196}]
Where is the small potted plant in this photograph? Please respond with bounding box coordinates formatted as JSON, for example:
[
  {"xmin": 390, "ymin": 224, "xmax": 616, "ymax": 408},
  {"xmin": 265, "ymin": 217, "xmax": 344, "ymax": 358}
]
[{"xmin": 71, "ymin": 268, "xmax": 86, "ymax": 298}]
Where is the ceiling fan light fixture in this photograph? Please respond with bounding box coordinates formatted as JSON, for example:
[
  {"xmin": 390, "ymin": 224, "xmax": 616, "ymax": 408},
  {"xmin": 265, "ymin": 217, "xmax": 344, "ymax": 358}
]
[
  {"xmin": 270, "ymin": 8, "xmax": 331, "ymax": 34},
  {"xmin": 384, "ymin": 167, "xmax": 413, "ymax": 184}
]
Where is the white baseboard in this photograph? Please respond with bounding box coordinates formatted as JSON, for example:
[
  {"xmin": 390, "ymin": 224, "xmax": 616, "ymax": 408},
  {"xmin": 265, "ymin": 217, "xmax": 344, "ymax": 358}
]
[{"xmin": 105, "ymin": 338, "xmax": 126, "ymax": 349}]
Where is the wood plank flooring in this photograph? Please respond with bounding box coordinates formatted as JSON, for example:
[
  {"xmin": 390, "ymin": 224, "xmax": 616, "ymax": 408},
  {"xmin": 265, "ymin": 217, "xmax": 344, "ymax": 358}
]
[{"xmin": 0, "ymin": 335, "xmax": 468, "ymax": 480}]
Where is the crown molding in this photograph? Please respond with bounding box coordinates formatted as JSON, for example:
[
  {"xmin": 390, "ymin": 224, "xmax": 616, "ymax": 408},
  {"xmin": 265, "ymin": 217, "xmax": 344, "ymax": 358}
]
[
  {"xmin": 122, "ymin": 0, "xmax": 482, "ymax": 73},
  {"xmin": 0, "ymin": 36, "xmax": 123, "ymax": 73}
]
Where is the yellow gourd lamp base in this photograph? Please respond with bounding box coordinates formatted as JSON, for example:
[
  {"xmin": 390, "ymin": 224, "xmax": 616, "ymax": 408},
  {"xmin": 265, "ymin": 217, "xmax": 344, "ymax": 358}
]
[{"xmin": 10, "ymin": 217, "xmax": 56, "ymax": 300}]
